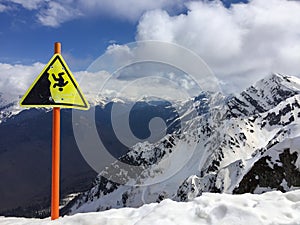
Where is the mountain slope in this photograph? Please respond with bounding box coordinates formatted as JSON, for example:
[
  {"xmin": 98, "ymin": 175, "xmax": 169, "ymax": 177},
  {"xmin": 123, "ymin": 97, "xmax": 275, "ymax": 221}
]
[
  {"xmin": 65, "ymin": 73, "xmax": 300, "ymax": 215},
  {"xmin": 0, "ymin": 97, "xmax": 183, "ymax": 217}
]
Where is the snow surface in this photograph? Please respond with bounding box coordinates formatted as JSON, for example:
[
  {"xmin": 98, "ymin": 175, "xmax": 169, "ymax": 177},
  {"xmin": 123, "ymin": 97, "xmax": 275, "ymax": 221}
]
[{"xmin": 1, "ymin": 190, "xmax": 300, "ymax": 225}]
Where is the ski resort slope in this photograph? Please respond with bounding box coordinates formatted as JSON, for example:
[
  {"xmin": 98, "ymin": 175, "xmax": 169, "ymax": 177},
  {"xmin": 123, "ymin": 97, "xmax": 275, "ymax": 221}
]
[{"xmin": 1, "ymin": 190, "xmax": 300, "ymax": 225}]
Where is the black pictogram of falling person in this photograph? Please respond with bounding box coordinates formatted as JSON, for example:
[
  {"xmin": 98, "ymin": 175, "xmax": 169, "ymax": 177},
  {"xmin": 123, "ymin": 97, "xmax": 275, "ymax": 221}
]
[{"xmin": 52, "ymin": 72, "xmax": 69, "ymax": 91}]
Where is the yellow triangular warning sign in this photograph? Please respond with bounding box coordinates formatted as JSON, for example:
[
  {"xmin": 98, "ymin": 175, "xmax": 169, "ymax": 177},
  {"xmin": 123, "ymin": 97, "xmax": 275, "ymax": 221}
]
[{"xmin": 20, "ymin": 54, "xmax": 89, "ymax": 110}]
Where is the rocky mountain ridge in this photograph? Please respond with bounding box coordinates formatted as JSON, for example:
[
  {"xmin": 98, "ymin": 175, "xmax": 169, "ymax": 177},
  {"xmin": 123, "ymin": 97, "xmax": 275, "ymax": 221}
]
[{"xmin": 64, "ymin": 73, "xmax": 300, "ymax": 215}]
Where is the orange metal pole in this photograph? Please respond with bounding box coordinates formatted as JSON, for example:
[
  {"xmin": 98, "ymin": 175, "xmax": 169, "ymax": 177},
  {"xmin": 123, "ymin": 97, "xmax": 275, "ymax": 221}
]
[{"xmin": 51, "ymin": 42, "xmax": 61, "ymax": 220}]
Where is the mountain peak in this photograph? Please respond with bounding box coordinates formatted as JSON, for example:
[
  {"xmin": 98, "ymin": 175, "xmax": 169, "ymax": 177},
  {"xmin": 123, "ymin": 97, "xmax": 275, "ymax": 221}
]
[
  {"xmin": 227, "ymin": 74, "xmax": 300, "ymax": 117},
  {"xmin": 255, "ymin": 73, "xmax": 300, "ymax": 92}
]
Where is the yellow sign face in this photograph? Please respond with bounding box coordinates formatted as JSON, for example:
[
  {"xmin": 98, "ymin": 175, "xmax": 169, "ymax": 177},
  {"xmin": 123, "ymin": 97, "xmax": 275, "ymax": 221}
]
[{"xmin": 20, "ymin": 54, "xmax": 89, "ymax": 110}]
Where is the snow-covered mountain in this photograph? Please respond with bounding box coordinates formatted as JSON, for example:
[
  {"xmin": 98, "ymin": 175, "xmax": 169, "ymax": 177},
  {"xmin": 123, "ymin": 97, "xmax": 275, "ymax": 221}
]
[
  {"xmin": 0, "ymin": 93, "xmax": 23, "ymax": 124},
  {"xmin": 0, "ymin": 95, "xmax": 183, "ymax": 217},
  {"xmin": 64, "ymin": 73, "xmax": 300, "ymax": 215},
  {"xmin": 1, "ymin": 73, "xmax": 300, "ymax": 217}
]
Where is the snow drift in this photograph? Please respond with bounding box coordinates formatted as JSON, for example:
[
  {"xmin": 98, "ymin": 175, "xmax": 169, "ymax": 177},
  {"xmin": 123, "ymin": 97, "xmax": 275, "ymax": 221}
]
[{"xmin": 1, "ymin": 189, "xmax": 300, "ymax": 225}]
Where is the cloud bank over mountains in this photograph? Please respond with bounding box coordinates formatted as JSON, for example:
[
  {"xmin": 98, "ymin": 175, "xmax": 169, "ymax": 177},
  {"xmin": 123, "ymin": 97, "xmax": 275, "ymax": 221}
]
[
  {"xmin": 136, "ymin": 0, "xmax": 300, "ymax": 92},
  {"xmin": 1, "ymin": 0, "xmax": 300, "ymax": 100},
  {"xmin": 0, "ymin": 62, "xmax": 43, "ymax": 102}
]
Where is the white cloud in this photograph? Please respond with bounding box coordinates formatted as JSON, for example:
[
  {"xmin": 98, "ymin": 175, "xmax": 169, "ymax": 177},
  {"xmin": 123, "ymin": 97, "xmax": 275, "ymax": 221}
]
[
  {"xmin": 83, "ymin": 41, "xmax": 218, "ymax": 100},
  {"xmin": 136, "ymin": 0, "xmax": 300, "ymax": 93},
  {"xmin": 7, "ymin": 0, "xmax": 44, "ymax": 10},
  {"xmin": 0, "ymin": 3, "xmax": 8, "ymax": 12},
  {"xmin": 1, "ymin": 0, "xmax": 187, "ymax": 27},
  {"xmin": 37, "ymin": 1, "xmax": 82, "ymax": 27},
  {"xmin": 0, "ymin": 62, "xmax": 44, "ymax": 102},
  {"xmin": 77, "ymin": 0, "xmax": 186, "ymax": 22}
]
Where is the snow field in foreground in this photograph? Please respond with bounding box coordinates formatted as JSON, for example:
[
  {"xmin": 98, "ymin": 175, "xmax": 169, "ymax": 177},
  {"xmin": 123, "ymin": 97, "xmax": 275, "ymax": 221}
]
[{"xmin": 1, "ymin": 190, "xmax": 300, "ymax": 225}]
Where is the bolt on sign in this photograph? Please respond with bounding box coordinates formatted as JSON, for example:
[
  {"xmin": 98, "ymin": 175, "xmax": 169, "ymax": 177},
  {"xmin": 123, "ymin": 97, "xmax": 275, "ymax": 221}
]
[{"xmin": 20, "ymin": 53, "xmax": 89, "ymax": 110}]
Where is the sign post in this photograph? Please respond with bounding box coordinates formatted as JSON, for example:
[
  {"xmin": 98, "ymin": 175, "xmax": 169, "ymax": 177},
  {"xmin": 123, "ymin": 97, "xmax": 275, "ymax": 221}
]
[
  {"xmin": 51, "ymin": 42, "xmax": 61, "ymax": 220},
  {"xmin": 20, "ymin": 42, "xmax": 89, "ymax": 220}
]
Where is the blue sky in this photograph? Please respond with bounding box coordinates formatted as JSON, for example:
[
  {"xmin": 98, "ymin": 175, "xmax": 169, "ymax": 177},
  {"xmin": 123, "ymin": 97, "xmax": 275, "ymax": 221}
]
[
  {"xmin": 0, "ymin": 0, "xmax": 247, "ymax": 70},
  {"xmin": 1, "ymin": 0, "xmax": 300, "ymax": 101},
  {"xmin": 0, "ymin": 2, "xmax": 137, "ymax": 69}
]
